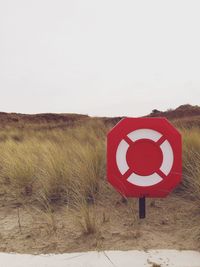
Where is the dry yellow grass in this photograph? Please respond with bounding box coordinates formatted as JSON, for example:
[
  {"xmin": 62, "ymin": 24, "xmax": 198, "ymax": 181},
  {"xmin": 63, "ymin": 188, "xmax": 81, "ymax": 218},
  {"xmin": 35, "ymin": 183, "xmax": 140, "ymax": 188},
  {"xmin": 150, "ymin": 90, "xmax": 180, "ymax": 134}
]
[
  {"xmin": 0, "ymin": 121, "xmax": 199, "ymax": 204},
  {"xmin": 0, "ymin": 120, "xmax": 107, "ymax": 210},
  {"xmin": 181, "ymin": 127, "xmax": 200, "ymax": 200}
]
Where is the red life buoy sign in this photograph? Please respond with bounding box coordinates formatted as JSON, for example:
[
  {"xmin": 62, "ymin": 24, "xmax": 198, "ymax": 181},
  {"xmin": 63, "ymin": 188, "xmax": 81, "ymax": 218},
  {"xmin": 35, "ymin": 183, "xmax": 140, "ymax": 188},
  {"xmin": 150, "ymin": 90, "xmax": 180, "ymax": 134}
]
[{"xmin": 107, "ymin": 118, "xmax": 182, "ymax": 198}]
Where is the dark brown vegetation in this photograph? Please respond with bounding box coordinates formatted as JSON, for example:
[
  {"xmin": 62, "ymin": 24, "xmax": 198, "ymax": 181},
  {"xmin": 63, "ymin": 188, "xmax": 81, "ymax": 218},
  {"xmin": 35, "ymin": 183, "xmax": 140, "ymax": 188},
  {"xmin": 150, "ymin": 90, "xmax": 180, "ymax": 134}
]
[
  {"xmin": 0, "ymin": 104, "xmax": 199, "ymax": 129},
  {"xmin": 149, "ymin": 104, "xmax": 200, "ymax": 128}
]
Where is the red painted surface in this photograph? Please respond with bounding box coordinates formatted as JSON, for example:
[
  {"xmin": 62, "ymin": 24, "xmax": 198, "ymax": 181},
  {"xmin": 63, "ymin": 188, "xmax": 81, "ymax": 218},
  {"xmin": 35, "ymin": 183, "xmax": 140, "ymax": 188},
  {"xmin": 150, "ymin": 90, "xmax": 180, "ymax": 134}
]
[
  {"xmin": 107, "ymin": 117, "xmax": 182, "ymax": 198},
  {"xmin": 126, "ymin": 139, "xmax": 163, "ymax": 176}
]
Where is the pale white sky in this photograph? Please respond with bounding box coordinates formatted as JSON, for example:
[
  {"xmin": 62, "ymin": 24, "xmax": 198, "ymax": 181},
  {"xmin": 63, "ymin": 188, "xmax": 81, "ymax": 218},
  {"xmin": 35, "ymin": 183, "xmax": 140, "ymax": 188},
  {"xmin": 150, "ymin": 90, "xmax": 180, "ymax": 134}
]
[{"xmin": 0, "ymin": 0, "xmax": 199, "ymax": 117}]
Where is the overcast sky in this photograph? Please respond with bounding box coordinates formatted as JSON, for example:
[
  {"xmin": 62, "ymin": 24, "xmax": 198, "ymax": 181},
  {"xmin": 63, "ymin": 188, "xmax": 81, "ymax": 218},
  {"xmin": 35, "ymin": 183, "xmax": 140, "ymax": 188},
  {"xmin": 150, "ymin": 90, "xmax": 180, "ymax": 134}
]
[{"xmin": 0, "ymin": 0, "xmax": 199, "ymax": 117}]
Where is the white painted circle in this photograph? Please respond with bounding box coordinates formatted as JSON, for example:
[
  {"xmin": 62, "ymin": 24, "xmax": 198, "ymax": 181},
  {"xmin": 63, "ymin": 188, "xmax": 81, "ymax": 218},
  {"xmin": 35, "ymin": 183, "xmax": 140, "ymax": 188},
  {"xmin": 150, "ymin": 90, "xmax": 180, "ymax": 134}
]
[{"xmin": 116, "ymin": 129, "xmax": 174, "ymax": 187}]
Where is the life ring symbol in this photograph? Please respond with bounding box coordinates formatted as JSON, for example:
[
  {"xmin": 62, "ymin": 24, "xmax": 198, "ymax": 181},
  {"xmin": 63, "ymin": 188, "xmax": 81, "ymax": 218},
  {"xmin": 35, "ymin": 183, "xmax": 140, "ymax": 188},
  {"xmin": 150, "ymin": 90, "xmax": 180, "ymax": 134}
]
[{"xmin": 116, "ymin": 129, "xmax": 174, "ymax": 187}]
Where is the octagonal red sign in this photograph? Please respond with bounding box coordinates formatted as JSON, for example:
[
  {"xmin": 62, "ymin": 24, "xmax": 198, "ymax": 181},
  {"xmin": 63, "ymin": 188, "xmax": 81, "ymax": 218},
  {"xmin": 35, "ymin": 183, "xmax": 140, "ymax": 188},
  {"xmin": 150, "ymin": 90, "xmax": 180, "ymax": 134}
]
[{"xmin": 107, "ymin": 118, "xmax": 182, "ymax": 198}]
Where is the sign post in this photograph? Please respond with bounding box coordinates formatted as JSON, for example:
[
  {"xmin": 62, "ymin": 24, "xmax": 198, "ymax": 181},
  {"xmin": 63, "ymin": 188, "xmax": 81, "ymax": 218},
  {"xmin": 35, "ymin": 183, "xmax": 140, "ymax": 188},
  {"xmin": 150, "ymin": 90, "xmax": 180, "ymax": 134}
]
[
  {"xmin": 107, "ymin": 118, "xmax": 182, "ymax": 218},
  {"xmin": 139, "ymin": 197, "xmax": 145, "ymax": 219}
]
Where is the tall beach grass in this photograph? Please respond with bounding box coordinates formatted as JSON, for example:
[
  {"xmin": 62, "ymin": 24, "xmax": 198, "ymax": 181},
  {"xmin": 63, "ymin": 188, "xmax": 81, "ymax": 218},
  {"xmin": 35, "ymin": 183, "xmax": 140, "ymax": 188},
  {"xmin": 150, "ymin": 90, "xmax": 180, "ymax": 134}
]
[
  {"xmin": 0, "ymin": 120, "xmax": 107, "ymax": 209},
  {"xmin": 0, "ymin": 120, "xmax": 199, "ymax": 208},
  {"xmin": 181, "ymin": 127, "xmax": 200, "ymax": 200}
]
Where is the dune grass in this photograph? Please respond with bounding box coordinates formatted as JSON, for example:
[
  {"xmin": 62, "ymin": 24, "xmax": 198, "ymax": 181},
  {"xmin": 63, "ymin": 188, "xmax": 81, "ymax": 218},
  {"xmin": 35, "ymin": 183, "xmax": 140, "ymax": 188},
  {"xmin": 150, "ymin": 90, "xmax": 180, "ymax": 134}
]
[
  {"xmin": 0, "ymin": 120, "xmax": 107, "ymax": 209},
  {"xmin": 181, "ymin": 127, "xmax": 200, "ymax": 200},
  {"xmin": 0, "ymin": 121, "xmax": 199, "ymax": 205}
]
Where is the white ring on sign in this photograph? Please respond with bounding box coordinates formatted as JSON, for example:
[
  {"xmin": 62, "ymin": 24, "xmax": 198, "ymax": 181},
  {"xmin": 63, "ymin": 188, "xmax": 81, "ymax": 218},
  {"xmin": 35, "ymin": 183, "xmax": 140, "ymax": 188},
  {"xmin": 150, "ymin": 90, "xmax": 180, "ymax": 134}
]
[
  {"xmin": 160, "ymin": 140, "xmax": 174, "ymax": 175},
  {"xmin": 127, "ymin": 129, "xmax": 162, "ymax": 142},
  {"xmin": 116, "ymin": 139, "xmax": 129, "ymax": 175},
  {"xmin": 116, "ymin": 129, "xmax": 174, "ymax": 187},
  {"xmin": 127, "ymin": 172, "xmax": 163, "ymax": 187}
]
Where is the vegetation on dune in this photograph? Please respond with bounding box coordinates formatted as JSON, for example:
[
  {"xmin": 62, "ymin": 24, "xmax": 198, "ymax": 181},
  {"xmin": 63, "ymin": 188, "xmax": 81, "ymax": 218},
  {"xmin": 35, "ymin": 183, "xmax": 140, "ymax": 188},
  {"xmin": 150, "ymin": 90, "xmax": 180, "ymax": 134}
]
[
  {"xmin": 0, "ymin": 106, "xmax": 199, "ymax": 255},
  {"xmin": 0, "ymin": 118, "xmax": 199, "ymax": 206},
  {"xmin": 0, "ymin": 120, "xmax": 107, "ymax": 209},
  {"xmin": 0, "ymin": 109, "xmax": 199, "ymax": 238},
  {"xmin": 181, "ymin": 127, "xmax": 200, "ymax": 200}
]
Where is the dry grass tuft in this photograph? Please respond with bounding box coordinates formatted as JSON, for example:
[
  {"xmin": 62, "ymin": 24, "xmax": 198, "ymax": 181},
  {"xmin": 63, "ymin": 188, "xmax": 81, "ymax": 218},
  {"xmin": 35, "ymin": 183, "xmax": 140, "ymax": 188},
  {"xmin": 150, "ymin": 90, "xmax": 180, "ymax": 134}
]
[{"xmin": 76, "ymin": 202, "xmax": 98, "ymax": 235}]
